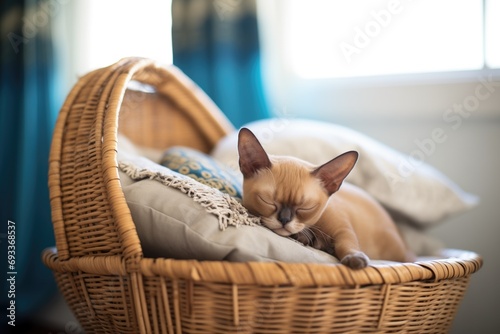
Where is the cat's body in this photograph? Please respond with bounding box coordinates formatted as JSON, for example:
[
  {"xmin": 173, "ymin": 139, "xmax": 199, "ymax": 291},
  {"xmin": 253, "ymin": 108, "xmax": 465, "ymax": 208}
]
[{"xmin": 238, "ymin": 128, "xmax": 415, "ymax": 269}]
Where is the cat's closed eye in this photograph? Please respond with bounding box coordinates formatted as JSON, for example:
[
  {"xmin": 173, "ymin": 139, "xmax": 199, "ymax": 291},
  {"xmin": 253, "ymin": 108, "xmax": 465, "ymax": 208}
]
[
  {"xmin": 256, "ymin": 194, "xmax": 277, "ymax": 212},
  {"xmin": 257, "ymin": 194, "xmax": 274, "ymax": 206},
  {"xmin": 297, "ymin": 205, "xmax": 317, "ymax": 212},
  {"xmin": 296, "ymin": 203, "xmax": 319, "ymax": 219}
]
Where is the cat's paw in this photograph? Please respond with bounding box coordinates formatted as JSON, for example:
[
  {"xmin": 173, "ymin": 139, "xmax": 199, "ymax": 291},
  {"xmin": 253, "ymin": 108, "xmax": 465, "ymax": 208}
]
[{"xmin": 341, "ymin": 252, "xmax": 369, "ymax": 269}]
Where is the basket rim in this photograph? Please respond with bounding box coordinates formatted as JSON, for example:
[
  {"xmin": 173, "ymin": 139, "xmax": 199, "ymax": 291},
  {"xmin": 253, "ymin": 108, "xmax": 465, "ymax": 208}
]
[{"xmin": 42, "ymin": 247, "xmax": 482, "ymax": 287}]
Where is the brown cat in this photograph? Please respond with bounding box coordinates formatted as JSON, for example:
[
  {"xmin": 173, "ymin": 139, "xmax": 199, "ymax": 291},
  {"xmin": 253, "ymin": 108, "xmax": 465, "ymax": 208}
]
[{"xmin": 238, "ymin": 128, "xmax": 415, "ymax": 269}]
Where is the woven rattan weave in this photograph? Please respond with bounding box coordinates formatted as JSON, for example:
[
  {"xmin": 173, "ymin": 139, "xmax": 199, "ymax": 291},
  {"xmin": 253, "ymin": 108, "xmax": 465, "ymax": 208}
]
[{"xmin": 43, "ymin": 57, "xmax": 482, "ymax": 333}]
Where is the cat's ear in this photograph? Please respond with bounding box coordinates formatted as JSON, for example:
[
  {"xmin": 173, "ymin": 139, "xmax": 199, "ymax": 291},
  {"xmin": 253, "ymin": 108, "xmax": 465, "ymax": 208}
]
[
  {"xmin": 238, "ymin": 128, "xmax": 272, "ymax": 178},
  {"xmin": 312, "ymin": 151, "xmax": 358, "ymax": 195}
]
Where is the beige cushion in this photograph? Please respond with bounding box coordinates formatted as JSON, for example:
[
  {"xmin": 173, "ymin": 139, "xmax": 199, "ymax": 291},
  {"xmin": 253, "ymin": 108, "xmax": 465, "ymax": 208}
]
[{"xmin": 160, "ymin": 146, "xmax": 243, "ymax": 199}]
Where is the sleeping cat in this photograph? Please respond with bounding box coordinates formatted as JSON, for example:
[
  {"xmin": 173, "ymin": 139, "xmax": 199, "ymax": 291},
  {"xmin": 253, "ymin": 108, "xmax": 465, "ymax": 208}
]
[{"xmin": 237, "ymin": 128, "xmax": 415, "ymax": 269}]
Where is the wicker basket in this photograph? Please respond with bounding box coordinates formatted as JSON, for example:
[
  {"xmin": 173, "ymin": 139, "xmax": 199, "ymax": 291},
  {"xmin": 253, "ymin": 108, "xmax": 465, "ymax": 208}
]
[{"xmin": 43, "ymin": 57, "xmax": 482, "ymax": 334}]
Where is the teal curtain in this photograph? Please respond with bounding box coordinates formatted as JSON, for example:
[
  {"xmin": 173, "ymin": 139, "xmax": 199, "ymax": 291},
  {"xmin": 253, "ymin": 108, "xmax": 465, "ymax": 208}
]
[
  {"xmin": 172, "ymin": 0, "xmax": 269, "ymax": 128},
  {"xmin": 1, "ymin": 0, "xmax": 60, "ymax": 322}
]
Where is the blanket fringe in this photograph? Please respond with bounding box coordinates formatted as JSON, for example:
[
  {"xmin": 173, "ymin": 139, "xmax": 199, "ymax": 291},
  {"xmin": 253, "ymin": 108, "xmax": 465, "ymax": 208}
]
[{"xmin": 119, "ymin": 162, "xmax": 261, "ymax": 230}]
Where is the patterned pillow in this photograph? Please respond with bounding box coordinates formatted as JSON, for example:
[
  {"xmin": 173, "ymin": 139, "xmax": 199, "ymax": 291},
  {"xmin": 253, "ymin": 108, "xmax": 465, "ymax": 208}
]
[{"xmin": 160, "ymin": 146, "xmax": 243, "ymax": 199}]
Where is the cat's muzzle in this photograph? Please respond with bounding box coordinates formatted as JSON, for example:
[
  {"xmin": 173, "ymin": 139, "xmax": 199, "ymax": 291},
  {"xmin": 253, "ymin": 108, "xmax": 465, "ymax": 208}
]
[{"xmin": 278, "ymin": 206, "xmax": 293, "ymax": 226}]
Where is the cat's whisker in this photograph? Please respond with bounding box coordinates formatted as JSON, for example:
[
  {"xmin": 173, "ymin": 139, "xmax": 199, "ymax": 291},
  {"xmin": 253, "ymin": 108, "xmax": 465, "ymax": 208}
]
[
  {"xmin": 299, "ymin": 228, "xmax": 314, "ymax": 245},
  {"xmin": 308, "ymin": 225, "xmax": 333, "ymax": 242}
]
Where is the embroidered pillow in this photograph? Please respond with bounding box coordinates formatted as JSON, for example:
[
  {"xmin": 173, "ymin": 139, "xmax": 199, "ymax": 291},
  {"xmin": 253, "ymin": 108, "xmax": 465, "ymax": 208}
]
[{"xmin": 160, "ymin": 146, "xmax": 243, "ymax": 199}]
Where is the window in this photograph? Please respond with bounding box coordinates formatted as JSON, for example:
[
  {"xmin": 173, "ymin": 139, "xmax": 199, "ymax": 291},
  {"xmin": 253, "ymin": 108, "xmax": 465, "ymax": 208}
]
[
  {"xmin": 56, "ymin": 0, "xmax": 172, "ymax": 86},
  {"xmin": 257, "ymin": 0, "xmax": 500, "ymax": 121},
  {"xmin": 486, "ymin": 0, "xmax": 500, "ymax": 68},
  {"xmin": 286, "ymin": 0, "xmax": 489, "ymax": 79}
]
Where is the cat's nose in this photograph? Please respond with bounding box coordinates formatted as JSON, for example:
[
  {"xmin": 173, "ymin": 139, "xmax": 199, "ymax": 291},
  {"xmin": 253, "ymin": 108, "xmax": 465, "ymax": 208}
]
[{"xmin": 278, "ymin": 207, "xmax": 293, "ymax": 226}]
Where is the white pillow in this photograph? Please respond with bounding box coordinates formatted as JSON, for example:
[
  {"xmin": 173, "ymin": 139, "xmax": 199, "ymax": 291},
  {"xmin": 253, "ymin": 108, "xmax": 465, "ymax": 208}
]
[{"xmin": 211, "ymin": 118, "xmax": 479, "ymax": 226}]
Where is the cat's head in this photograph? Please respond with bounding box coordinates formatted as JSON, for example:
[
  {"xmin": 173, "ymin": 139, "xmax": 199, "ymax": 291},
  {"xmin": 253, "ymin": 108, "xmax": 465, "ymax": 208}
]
[{"xmin": 238, "ymin": 128, "xmax": 358, "ymax": 237}]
